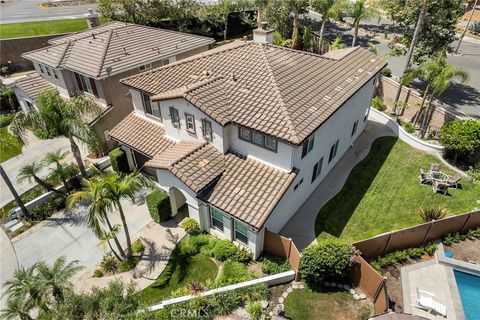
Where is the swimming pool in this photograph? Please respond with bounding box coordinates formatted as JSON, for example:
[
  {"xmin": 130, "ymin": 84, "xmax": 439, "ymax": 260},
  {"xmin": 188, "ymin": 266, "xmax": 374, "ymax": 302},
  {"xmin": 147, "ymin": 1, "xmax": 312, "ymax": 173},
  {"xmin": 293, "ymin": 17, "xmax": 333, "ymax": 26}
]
[{"xmin": 454, "ymin": 270, "xmax": 480, "ymax": 320}]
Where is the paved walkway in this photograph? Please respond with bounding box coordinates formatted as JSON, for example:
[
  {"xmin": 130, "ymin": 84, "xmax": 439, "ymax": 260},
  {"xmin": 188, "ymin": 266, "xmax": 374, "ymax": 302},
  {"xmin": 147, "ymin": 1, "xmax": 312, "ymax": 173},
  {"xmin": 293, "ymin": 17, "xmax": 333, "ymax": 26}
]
[
  {"xmin": 280, "ymin": 118, "xmax": 394, "ymax": 250},
  {"xmin": 0, "ymin": 195, "xmax": 155, "ymax": 306},
  {"xmin": 0, "ymin": 228, "xmax": 19, "ymax": 309},
  {"xmin": 0, "ymin": 132, "xmax": 70, "ymax": 207}
]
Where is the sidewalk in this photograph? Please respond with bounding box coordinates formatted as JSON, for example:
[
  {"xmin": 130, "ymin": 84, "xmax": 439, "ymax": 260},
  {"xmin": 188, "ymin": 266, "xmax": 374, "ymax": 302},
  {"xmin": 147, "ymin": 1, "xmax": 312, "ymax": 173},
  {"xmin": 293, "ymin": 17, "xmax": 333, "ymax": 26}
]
[
  {"xmin": 280, "ymin": 118, "xmax": 394, "ymax": 250},
  {"xmin": 0, "ymin": 228, "xmax": 19, "ymax": 309}
]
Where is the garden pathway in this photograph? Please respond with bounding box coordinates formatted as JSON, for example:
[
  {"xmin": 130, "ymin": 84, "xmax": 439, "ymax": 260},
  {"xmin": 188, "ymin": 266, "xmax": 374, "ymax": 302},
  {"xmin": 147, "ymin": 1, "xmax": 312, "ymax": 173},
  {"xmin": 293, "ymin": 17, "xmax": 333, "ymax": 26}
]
[{"xmin": 280, "ymin": 118, "xmax": 394, "ymax": 250}]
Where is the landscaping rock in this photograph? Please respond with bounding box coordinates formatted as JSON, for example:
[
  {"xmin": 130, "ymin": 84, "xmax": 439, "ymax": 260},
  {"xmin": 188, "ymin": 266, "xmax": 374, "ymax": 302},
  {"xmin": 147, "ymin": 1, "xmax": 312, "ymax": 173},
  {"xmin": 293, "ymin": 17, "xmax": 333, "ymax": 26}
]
[
  {"xmin": 269, "ymin": 311, "xmax": 273, "ymax": 317},
  {"xmin": 353, "ymin": 294, "xmax": 361, "ymax": 300},
  {"xmin": 287, "ymin": 287, "xmax": 293, "ymax": 293},
  {"xmin": 260, "ymin": 300, "xmax": 269, "ymax": 309},
  {"xmin": 292, "ymin": 282, "xmax": 299, "ymax": 289},
  {"xmin": 349, "ymin": 289, "xmax": 356, "ymax": 295},
  {"xmin": 359, "ymin": 293, "xmax": 367, "ymax": 300},
  {"xmin": 282, "ymin": 292, "xmax": 289, "ymax": 298},
  {"xmin": 278, "ymin": 297, "xmax": 284, "ymax": 304},
  {"xmin": 299, "ymin": 283, "xmax": 305, "ymax": 289},
  {"xmin": 343, "ymin": 284, "xmax": 350, "ymax": 290},
  {"xmin": 292, "ymin": 281, "xmax": 302, "ymax": 286},
  {"xmin": 275, "ymin": 304, "xmax": 284, "ymax": 316}
]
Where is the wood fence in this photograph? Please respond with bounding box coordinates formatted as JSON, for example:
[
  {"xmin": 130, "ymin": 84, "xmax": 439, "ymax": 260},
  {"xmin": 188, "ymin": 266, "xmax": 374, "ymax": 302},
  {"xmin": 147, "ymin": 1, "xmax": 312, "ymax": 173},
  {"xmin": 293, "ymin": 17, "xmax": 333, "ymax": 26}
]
[
  {"xmin": 350, "ymin": 256, "xmax": 389, "ymax": 316},
  {"xmin": 353, "ymin": 209, "xmax": 480, "ymax": 259},
  {"xmin": 263, "ymin": 229, "xmax": 301, "ymax": 280}
]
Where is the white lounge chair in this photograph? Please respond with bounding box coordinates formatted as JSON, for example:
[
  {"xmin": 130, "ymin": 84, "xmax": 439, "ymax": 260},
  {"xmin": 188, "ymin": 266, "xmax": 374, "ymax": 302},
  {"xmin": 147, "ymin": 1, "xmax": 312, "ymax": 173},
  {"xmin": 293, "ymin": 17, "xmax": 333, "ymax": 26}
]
[{"xmin": 412, "ymin": 288, "xmax": 447, "ymax": 317}]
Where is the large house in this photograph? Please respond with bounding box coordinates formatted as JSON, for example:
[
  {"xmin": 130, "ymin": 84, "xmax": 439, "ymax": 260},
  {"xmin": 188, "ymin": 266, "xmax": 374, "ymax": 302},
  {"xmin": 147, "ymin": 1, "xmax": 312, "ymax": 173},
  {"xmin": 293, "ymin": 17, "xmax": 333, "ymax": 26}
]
[
  {"xmin": 109, "ymin": 27, "xmax": 387, "ymax": 258},
  {"xmin": 13, "ymin": 21, "xmax": 214, "ymax": 150}
]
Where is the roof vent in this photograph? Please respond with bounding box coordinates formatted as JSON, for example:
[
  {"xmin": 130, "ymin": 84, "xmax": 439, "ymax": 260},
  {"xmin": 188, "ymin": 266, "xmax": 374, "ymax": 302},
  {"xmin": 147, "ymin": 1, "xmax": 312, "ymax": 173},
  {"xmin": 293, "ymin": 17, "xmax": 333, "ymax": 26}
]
[
  {"xmin": 203, "ymin": 70, "xmax": 210, "ymax": 77},
  {"xmin": 231, "ymin": 73, "xmax": 237, "ymax": 82},
  {"xmin": 85, "ymin": 8, "xmax": 99, "ymax": 29},
  {"xmin": 92, "ymin": 33, "xmax": 96, "ymax": 39},
  {"xmin": 123, "ymin": 46, "xmax": 128, "ymax": 55}
]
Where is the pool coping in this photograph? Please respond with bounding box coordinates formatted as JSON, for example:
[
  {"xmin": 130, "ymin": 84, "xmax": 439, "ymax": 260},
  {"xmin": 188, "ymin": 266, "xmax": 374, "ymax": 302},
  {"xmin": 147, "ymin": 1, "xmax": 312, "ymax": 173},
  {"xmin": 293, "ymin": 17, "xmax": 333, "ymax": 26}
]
[{"xmin": 401, "ymin": 245, "xmax": 466, "ymax": 320}]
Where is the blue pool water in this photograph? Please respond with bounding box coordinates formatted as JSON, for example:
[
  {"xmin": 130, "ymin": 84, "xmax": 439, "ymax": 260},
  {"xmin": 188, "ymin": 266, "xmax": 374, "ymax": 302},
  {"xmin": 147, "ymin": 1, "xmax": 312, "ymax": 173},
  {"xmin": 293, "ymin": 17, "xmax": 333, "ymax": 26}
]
[{"xmin": 454, "ymin": 270, "xmax": 480, "ymax": 320}]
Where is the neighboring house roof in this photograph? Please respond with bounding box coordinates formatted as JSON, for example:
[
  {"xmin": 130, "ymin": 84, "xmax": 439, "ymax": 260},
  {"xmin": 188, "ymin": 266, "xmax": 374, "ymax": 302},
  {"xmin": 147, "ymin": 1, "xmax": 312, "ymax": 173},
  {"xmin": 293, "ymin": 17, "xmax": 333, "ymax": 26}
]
[
  {"xmin": 200, "ymin": 152, "xmax": 297, "ymax": 229},
  {"xmin": 120, "ymin": 42, "xmax": 387, "ymax": 145},
  {"xmin": 144, "ymin": 140, "xmax": 297, "ymax": 229},
  {"xmin": 22, "ymin": 22, "xmax": 214, "ymax": 79},
  {"xmin": 109, "ymin": 113, "xmax": 174, "ymax": 157},
  {"xmin": 14, "ymin": 72, "xmax": 55, "ymax": 102}
]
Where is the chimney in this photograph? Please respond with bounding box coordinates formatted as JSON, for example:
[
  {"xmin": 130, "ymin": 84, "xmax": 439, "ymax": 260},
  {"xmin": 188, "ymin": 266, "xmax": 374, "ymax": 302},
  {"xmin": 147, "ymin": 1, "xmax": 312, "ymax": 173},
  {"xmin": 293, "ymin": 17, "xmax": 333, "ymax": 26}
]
[
  {"xmin": 85, "ymin": 8, "xmax": 100, "ymax": 29},
  {"xmin": 253, "ymin": 22, "xmax": 274, "ymax": 44}
]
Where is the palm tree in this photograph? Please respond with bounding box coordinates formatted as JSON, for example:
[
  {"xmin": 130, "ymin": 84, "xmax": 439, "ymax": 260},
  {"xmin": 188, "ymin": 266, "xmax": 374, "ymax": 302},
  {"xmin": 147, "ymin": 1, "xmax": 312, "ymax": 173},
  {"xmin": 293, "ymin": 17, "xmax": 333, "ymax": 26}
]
[
  {"xmin": 67, "ymin": 178, "xmax": 126, "ymax": 260},
  {"xmin": 0, "ymin": 295, "xmax": 34, "ymax": 320},
  {"xmin": 98, "ymin": 225, "xmax": 123, "ymax": 261},
  {"xmin": 17, "ymin": 162, "xmax": 61, "ymax": 195},
  {"xmin": 254, "ymin": 0, "xmax": 269, "ymax": 26},
  {"xmin": 311, "ymin": 0, "xmax": 345, "ymax": 53},
  {"xmin": 100, "ymin": 171, "xmax": 151, "ymax": 258},
  {"xmin": 0, "ymin": 84, "xmax": 17, "ymax": 112},
  {"xmin": 3, "ymin": 264, "xmax": 48, "ymax": 313},
  {"xmin": 403, "ymin": 52, "xmax": 469, "ymax": 138},
  {"xmin": 36, "ymin": 256, "xmax": 83, "ymax": 302},
  {"xmin": 0, "ymin": 164, "xmax": 29, "ymax": 218},
  {"xmin": 44, "ymin": 149, "xmax": 74, "ymax": 192},
  {"xmin": 9, "ymin": 90, "xmax": 102, "ymax": 177},
  {"xmin": 348, "ymin": 0, "xmax": 379, "ymax": 47},
  {"xmin": 284, "ymin": 0, "xmax": 308, "ymax": 49}
]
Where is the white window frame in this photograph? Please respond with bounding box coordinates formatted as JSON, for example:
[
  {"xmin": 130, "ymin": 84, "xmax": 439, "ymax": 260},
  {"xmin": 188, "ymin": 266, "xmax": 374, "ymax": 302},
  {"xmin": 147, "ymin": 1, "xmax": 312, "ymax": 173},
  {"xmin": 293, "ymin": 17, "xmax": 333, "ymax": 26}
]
[
  {"xmin": 79, "ymin": 74, "xmax": 94, "ymax": 95},
  {"xmin": 38, "ymin": 64, "xmax": 45, "ymax": 74},
  {"xmin": 139, "ymin": 63, "xmax": 152, "ymax": 71},
  {"xmin": 202, "ymin": 119, "xmax": 213, "ymax": 141},
  {"xmin": 185, "ymin": 113, "xmax": 196, "ymax": 133},
  {"xmin": 351, "ymin": 120, "xmax": 359, "ymax": 137},
  {"xmin": 169, "ymin": 107, "xmax": 180, "ymax": 127},
  {"xmin": 301, "ymin": 134, "xmax": 315, "ymax": 159},
  {"xmin": 234, "ymin": 220, "xmax": 249, "ymax": 245},
  {"xmin": 210, "ymin": 207, "xmax": 224, "ymax": 231},
  {"xmin": 328, "ymin": 140, "xmax": 339, "ymax": 163},
  {"xmin": 52, "ymin": 68, "xmax": 59, "ymax": 80}
]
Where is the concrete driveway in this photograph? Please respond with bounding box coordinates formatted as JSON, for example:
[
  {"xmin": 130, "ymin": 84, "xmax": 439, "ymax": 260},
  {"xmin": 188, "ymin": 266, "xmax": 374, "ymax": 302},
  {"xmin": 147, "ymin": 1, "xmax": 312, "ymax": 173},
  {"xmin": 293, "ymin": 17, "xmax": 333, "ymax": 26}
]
[
  {"xmin": 0, "ymin": 132, "xmax": 71, "ymax": 208},
  {"xmin": 280, "ymin": 118, "xmax": 394, "ymax": 250},
  {"xmin": 1, "ymin": 195, "xmax": 154, "ymax": 306}
]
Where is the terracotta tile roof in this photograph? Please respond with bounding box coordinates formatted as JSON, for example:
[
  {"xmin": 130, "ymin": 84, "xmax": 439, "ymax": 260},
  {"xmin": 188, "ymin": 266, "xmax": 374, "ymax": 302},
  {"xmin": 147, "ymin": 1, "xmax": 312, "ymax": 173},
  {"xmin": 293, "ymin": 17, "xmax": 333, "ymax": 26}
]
[
  {"xmin": 14, "ymin": 72, "xmax": 56, "ymax": 102},
  {"xmin": 201, "ymin": 152, "xmax": 297, "ymax": 229},
  {"xmin": 121, "ymin": 43, "xmax": 387, "ymax": 144},
  {"xmin": 147, "ymin": 143, "xmax": 226, "ymax": 193},
  {"xmin": 109, "ymin": 113, "xmax": 174, "ymax": 157},
  {"xmin": 22, "ymin": 22, "xmax": 214, "ymax": 79}
]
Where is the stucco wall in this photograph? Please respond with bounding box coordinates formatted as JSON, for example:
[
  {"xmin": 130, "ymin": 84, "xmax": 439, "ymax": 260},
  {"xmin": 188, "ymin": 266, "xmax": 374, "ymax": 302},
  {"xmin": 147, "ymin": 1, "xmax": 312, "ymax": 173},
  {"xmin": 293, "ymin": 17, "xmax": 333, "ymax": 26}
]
[{"xmin": 265, "ymin": 77, "xmax": 376, "ymax": 232}]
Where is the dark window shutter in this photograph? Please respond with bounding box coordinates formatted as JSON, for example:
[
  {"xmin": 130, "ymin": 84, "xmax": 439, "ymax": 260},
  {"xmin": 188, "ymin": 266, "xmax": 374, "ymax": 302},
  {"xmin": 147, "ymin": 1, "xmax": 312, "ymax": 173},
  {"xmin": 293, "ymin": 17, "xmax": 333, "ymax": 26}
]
[
  {"xmin": 90, "ymin": 78, "xmax": 98, "ymax": 97},
  {"xmin": 74, "ymin": 72, "xmax": 83, "ymax": 91}
]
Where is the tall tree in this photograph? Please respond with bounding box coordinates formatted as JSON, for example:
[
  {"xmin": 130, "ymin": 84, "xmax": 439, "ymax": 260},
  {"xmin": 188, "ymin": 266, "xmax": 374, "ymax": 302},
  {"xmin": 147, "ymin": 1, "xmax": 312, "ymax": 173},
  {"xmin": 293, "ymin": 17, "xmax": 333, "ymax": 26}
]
[
  {"xmin": 311, "ymin": 0, "xmax": 345, "ymax": 52},
  {"xmin": 10, "ymin": 90, "xmax": 102, "ymax": 177},
  {"xmin": 0, "ymin": 295, "xmax": 34, "ymax": 320},
  {"xmin": 0, "ymin": 84, "xmax": 17, "ymax": 112},
  {"xmin": 0, "ymin": 164, "xmax": 28, "ymax": 218},
  {"xmin": 43, "ymin": 149, "xmax": 76, "ymax": 192},
  {"xmin": 36, "ymin": 257, "xmax": 83, "ymax": 303},
  {"xmin": 283, "ymin": 0, "xmax": 308, "ymax": 49},
  {"xmin": 68, "ymin": 178, "xmax": 126, "ymax": 260},
  {"xmin": 403, "ymin": 52, "xmax": 469, "ymax": 138},
  {"xmin": 392, "ymin": 0, "xmax": 427, "ymax": 114},
  {"xmin": 382, "ymin": 0, "xmax": 464, "ymax": 64},
  {"xmin": 348, "ymin": 0, "xmax": 380, "ymax": 47},
  {"xmin": 254, "ymin": 0, "xmax": 269, "ymax": 26},
  {"xmin": 100, "ymin": 172, "xmax": 151, "ymax": 258},
  {"xmin": 17, "ymin": 162, "xmax": 61, "ymax": 195},
  {"xmin": 455, "ymin": 0, "xmax": 479, "ymax": 53}
]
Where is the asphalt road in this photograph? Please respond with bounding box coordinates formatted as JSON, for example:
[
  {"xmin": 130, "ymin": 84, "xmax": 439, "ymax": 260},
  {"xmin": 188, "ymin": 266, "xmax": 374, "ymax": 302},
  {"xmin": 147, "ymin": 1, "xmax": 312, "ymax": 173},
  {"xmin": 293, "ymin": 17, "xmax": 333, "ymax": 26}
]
[
  {"xmin": 307, "ymin": 11, "xmax": 480, "ymax": 119},
  {"xmin": 0, "ymin": 0, "xmax": 97, "ymax": 24}
]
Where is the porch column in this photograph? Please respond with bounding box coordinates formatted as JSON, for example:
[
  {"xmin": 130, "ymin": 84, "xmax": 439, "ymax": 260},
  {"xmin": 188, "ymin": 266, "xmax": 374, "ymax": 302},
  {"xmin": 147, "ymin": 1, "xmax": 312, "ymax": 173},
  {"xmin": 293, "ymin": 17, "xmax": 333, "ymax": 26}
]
[
  {"xmin": 123, "ymin": 146, "xmax": 136, "ymax": 171},
  {"xmin": 249, "ymin": 228, "xmax": 264, "ymax": 260}
]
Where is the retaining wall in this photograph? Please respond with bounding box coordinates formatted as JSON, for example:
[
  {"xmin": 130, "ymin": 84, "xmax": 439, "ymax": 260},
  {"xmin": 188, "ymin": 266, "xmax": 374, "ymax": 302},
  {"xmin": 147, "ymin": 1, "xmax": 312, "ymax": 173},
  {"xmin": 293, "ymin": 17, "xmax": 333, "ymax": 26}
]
[{"xmin": 149, "ymin": 270, "xmax": 296, "ymax": 311}]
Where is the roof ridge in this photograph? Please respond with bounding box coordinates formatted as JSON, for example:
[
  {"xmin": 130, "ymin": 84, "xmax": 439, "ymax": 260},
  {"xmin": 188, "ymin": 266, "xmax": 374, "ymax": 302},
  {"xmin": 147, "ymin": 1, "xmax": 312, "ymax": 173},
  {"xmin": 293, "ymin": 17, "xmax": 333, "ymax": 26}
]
[
  {"xmin": 21, "ymin": 41, "xmax": 69, "ymax": 58},
  {"xmin": 50, "ymin": 21, "xmax": 128, "ymax": 44},
  {"xmin": 96, "ymin": 30, "xmax": 114, "ymax": 77},
  {"xmin": 259, "ymin": 44, "xmax": 300, "ymax": 143},
  {"xmin": 121, "ymin": 42, "xmax": 249, "ymax": 85}
]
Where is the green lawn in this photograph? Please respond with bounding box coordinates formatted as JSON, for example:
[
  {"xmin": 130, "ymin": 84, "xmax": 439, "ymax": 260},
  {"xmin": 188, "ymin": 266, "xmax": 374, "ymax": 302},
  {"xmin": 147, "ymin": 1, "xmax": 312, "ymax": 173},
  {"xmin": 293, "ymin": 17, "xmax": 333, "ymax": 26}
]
[
  {"xmin": 140, "ymin": 253, "xmax": 218, "ymax": 305},
  {"xmin": 284, "ymin": 288, "xmax": 372, "ymax": 320},
  {"xmin": 0, "ymin": 19, "xmax": 88, "ymax": 39},
  {"xmin": 315, "ymin": 137, "xmax": 480, "ymax": 242},
  {"xmin": 0, "ymin": 127, "xmax": 23, "ymax": 162}
]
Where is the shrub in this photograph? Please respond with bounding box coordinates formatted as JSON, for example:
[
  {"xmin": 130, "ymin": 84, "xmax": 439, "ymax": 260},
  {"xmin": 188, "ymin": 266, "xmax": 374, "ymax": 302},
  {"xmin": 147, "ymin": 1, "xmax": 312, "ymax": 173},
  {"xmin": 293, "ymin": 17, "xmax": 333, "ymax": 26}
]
[
  {"xmin": 234, "ymin": 247, "xmax": 252, "ymax": 263},
  {"xmin": 213, "ymin": 240, "xmax": 238, "ymax": 261},
  {"xmin": 108, "ymin": 147, "xmax": 130, "ymax": 173},
  {"xmin": 28, "ymin": 195, "xmax": 65, "ymax": 221},
  {"xmin": 401, "ymin": 121, "xmax": 415, "ymax": 134},
  {"xmin": 199, "ymin": 236, "xmax": 220, "ymax": 257},
  {"xmin": 381, "ymin": 67, "xmax": 392, "ymax": 77},
  {"xmin": 101, "ymin": 255, "xmax": 118, "ymax": 275},
  {"xmin": 300, "ymin": 239, "xmax": 358, "ymax": 286},
  {"xmin": 467, "ymin": 165, "xmax": 480, "ymax": 183},
  {"xmin": 371, "ymin": 96, "xmax": 386, "ymax": 111},
  {"xmin": 419, "ymin": 207, "xmax": 448, "ymax": 222},
  {"xmin": 93, "ymin": 269, "xmax": 104, "ymax": 278},
  {"xmin": 186, "ymin": 233, "xmax": 216, "ymax": 255},
  {"xmin": 246, "ymin": 301, "xmax": 262, "ymax": 320},
  {"xmin": 442, "ymin": 228, "xmax": 480, "ymax": 246},
  {"xmin": 439, "ymin": 119, "xmax": 480, "ymax": 164},
  {"xmin": 145, "ymin": 189, "xmax": 171, "ymax": 223},
  {"xmin": 33, "ymin": 128, "xmax": 50, "ymax": 139},
  {"xmin": 118, "ymin": 256, "xmax": 140, "ymax": 273},
  {"xmin": 0, "ymin": 114, "xmax": 13, "ymax": 127},
  {"xmin": 132, "ymin": 240, "xmax": 145, "ymax": 254},
  {"xmin": 181, "ymin": 218, "xmax": 200, "ymax": 235},
  {"xmin": 216, "ymin": 259, "xmax": 252, "ymax": 286},
  {"xmin": 370, "ymin": 242, "xmax": 437, "ymax": 271},
  {"xmin": 261, "ymin": 253, "xmax": 291, "ymax": 274}
]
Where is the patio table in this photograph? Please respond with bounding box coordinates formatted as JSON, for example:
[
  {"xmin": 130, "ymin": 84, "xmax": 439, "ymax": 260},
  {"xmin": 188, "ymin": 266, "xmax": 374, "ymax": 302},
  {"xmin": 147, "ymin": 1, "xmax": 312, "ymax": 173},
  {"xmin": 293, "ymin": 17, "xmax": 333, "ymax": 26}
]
[{"xmin": 430, "ymin": 171, "xmax": 449, "ymax": 182}]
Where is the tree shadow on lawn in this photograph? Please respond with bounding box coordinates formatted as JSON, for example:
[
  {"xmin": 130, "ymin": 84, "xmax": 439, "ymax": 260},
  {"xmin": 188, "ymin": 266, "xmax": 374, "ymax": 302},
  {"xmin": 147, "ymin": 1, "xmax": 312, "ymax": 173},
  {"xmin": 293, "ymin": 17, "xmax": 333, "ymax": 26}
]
[{"xmin": 315, "ymin": 136, "xmax": 398, "ymax": 239}]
